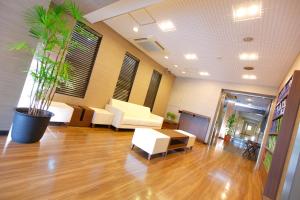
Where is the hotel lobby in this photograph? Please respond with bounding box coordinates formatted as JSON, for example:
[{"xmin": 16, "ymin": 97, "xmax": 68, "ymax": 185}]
[{"xmin": 1, "ymin": 0, "xmax": 300, "ymax": 199}]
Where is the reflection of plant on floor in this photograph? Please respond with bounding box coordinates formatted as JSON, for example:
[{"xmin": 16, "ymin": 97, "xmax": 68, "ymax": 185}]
[
  {"xmin": 166, "ymin": 112, "xmax": 177, "ymax": 122},
  {"xmin": 226, "ymin": 114, "xmax": 237, "ymax": 136}
]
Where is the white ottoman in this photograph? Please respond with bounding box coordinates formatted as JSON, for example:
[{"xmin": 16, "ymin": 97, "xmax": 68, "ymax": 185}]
[
  {"xmin": 49, "ymin": 101, "xmax": 74, "ymax": 123},
  {"xmin": 175, "ymin": 130, "xmax": 196, "ymax": 150},
  {"xmin": 90, "ymin": 107, "xmax": 114, "ymax": 126},
  {"xmin": 132, "ymin": 128, "xmax": 170, "ymax": 160}
]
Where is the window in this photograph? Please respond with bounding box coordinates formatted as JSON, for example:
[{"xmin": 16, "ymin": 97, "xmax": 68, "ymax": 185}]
[
  {"xmin": 247, "ymin": 125, "xmax": 252, "ymax": 131},
  {"xmin": 144, "ymin": 70, "xmax": 162, "ymax": 110},
  {"xmin": 56, "ymin": 22, "xmax": 102, "ymax": 98},
  {"xmin": 113, "ymin": 53, "xmax": 139, "ymax": 101}
]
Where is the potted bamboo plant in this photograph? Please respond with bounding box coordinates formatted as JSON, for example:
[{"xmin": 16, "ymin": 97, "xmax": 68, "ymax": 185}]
[
  {"xmin": 10, "ymin": 1, "xmax": 83, "ymax": 143},
  {"xmin": 224, "ymin": 114, "xmax": 237, "ymax": 143}
]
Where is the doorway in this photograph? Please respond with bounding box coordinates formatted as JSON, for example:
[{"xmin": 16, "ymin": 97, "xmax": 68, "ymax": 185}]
[{"xmin": 210, "ymin": 89, "xmax": 274, "ymax": 159}]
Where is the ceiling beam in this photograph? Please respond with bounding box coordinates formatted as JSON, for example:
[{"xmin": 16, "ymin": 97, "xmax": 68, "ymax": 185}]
[{"xmin": 84, "ymin": 0, "xmax": 162, "ymax": 23}]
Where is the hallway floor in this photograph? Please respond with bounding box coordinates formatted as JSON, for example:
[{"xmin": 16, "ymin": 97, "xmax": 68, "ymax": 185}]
[{"xmin": 0, "ymin": 126, "xmax": 263, "ymax": 200}]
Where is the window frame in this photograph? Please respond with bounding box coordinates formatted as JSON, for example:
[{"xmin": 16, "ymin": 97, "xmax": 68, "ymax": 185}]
[
  {"xmin": 56, "ymin": 21, "xmax": 102, "ymax": 98},
  {"xmin": 113, "ymin": 52, "xmax": 140, "ymax": 102}
]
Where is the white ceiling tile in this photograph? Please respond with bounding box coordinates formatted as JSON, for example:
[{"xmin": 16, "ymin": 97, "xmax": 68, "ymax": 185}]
[{"xmin": 101, "ymin": 0, "xmax": 300, "ymax": 87}]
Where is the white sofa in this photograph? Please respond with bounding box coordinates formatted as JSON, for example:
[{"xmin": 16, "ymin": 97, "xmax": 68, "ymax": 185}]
[
  {"xmin": 105, "ymin": 99, "xmax": 164, "ymax": 130},
  {"xmin": 89, "ymin": 107, "xmax": 114, "ymax": 126},
  {"xmin": 132, "ymin": 128, "xmax": 170, "ymax": 160}
]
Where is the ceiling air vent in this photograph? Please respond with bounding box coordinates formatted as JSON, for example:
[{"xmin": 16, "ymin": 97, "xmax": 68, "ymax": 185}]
[{"xmin": 134, "ymin": 37, "xmax": 164, "ymax": 52}]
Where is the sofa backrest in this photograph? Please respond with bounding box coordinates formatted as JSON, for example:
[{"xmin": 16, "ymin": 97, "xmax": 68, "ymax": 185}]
[{"xmin": 109, "ymin": 99, "xmax": 150, "ymax": 117}]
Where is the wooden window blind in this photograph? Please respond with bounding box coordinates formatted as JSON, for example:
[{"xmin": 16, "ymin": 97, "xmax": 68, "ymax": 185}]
[
  {"xmin": 113, "ymin": 53, "xmax": 139, "ymax": 102},
  {"xmin": 144, "ymin": 70, "xmax": 162, "ymax": 110},
  {"xmin": 56, "ymin": 22, "xmax": 102, "ymax": 98}
]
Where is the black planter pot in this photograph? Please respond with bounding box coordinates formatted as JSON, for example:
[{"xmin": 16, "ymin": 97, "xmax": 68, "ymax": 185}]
[{"xmin": 11, "ymin": 108, "xmax": 54, "ymax": 144}]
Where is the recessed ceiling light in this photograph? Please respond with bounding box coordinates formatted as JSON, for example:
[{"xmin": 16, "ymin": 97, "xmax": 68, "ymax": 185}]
[
  {"xmin": 174, "ymin": 65, "xmax": 178, "ymax": 68},
  {"xmin": 233, "ymin": 2, "xmax": 262, "ymax": 22},
  {"xmin": 243, "ymin": 37, "xmax": 254, "ymax": 42},
  {"xmin": 164, "ymin": 56, "xmax": 169, "ymax": 59},
  {"xmin": 133, "ymin": 26, "xmax": 139, "ymax": 33},
  {"xmin": 247, "ymin": 98, "xmax": 252, "ymax": 102},
  {"xmin": 184, "ymin": 53, "xmax": 198, "ymax": 60},
  {"xmin": 199, "ymin": 71, "xmax": 210, "ymax": 76},
  {"xmin": 242, "ymin": 74, "xmax": 257, "ymax": 80},
  {"xmin": 158, "ymin": 20, "xmax": 176, "ymax": 32},
  {"xmin": 239, "ymin": 53, "xmax": 258, "ymax": 61},
  {"xmin": 182, "ymin": 71, "xmax": 186, "ymax": 74},
  {"xmin": 244, "ymin": 66, "xmax": 255, "ymax": 71}
]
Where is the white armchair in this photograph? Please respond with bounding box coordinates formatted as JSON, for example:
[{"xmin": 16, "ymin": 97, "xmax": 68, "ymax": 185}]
[{"xmin": 105, "ymin": 99, "xmax": 164, "ymax": 130}]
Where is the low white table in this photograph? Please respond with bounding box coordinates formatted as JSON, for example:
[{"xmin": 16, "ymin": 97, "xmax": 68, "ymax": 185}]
[
  {"xmin": 131, "ymin": 128, "xmax": 196, "ymax": 160},
  {"xmin": 132, "ymin": 128, "xmax": 170, "ymax": 160}
]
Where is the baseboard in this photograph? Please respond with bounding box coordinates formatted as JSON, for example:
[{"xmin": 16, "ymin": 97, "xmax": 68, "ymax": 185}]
[
  {"xmin": 0, "ymin": 130, "xmax": 9, "ymax": 136},
  {"xmin": 49, "ymin": 122, "xmax": 67, "ymax": 126}
]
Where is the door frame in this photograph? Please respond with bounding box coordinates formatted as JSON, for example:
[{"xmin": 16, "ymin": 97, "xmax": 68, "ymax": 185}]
[{"xmin": 208, "ymin": 89, "xmax": 275, "ymax": 145}]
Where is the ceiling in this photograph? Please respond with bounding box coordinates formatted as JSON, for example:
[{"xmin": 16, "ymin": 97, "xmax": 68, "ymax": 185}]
[
  {"xmin": 92, "ymin": 0, "xmax": 300, "ymax": 87},
  {"xmin": 239, "ymin": 112, "xmax": 264, "ymax": 123}
]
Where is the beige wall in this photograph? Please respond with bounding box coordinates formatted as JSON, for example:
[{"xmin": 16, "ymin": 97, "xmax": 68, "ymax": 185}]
[
  {"xmin": 0, "ymin": 0, "xmax": 50, "ymax": 131},
  {"xmin": 54, "ymin": 22, "xmax": 175, "ymax": 116},
  {"xmin": 166, "ymin": 78, "xmax": 277, "ymax": 142}
]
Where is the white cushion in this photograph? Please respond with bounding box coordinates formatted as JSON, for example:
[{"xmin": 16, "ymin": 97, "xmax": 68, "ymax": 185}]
[
  {"xmin": 123, "ymin": 116, "xmax": 161, "ymax": 127},
  {"xmin": 110, "ymin": 99, "xmax": 150, "ymax": 118}
]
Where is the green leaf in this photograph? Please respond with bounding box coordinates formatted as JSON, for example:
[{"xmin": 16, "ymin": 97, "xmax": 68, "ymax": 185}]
[
  {"xmin": 9, "ymin": 42, "xmax": 29, "ymax": 51},
  {"xmin": 64, "ymin": 0, "xmax": 83, "ymax": 21}
]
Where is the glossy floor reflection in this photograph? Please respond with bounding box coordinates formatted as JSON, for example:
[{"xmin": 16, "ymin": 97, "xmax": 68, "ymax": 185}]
[{"xmin": 0, "ymin": 126, "xmax": 263, "ymax": 199}]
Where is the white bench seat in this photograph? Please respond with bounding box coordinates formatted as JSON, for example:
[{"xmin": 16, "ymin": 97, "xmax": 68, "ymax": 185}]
[{"xmin": 132, "ymin": 128, "xmax": 170, "ymax": 160}]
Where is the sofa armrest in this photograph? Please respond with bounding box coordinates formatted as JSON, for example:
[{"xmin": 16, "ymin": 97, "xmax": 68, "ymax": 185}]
[{"xmin": 105, "ymin": 105, "xmax": 124, "ymax": 127}]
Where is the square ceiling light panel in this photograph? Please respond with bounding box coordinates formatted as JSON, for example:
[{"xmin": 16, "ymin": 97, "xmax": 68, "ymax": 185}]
[
  {"xmin": 158, "ymin": 20, "xmax": 176, "ymax": 32},
  {"xmin": 233, "ymin": 1, "xmax": 262, "ymax": 22}
]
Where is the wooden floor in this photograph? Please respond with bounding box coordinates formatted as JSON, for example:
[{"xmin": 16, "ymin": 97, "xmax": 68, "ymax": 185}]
[{"xmin": 0, "ymin": 126, "xmax": 263, "ymax": 200}]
